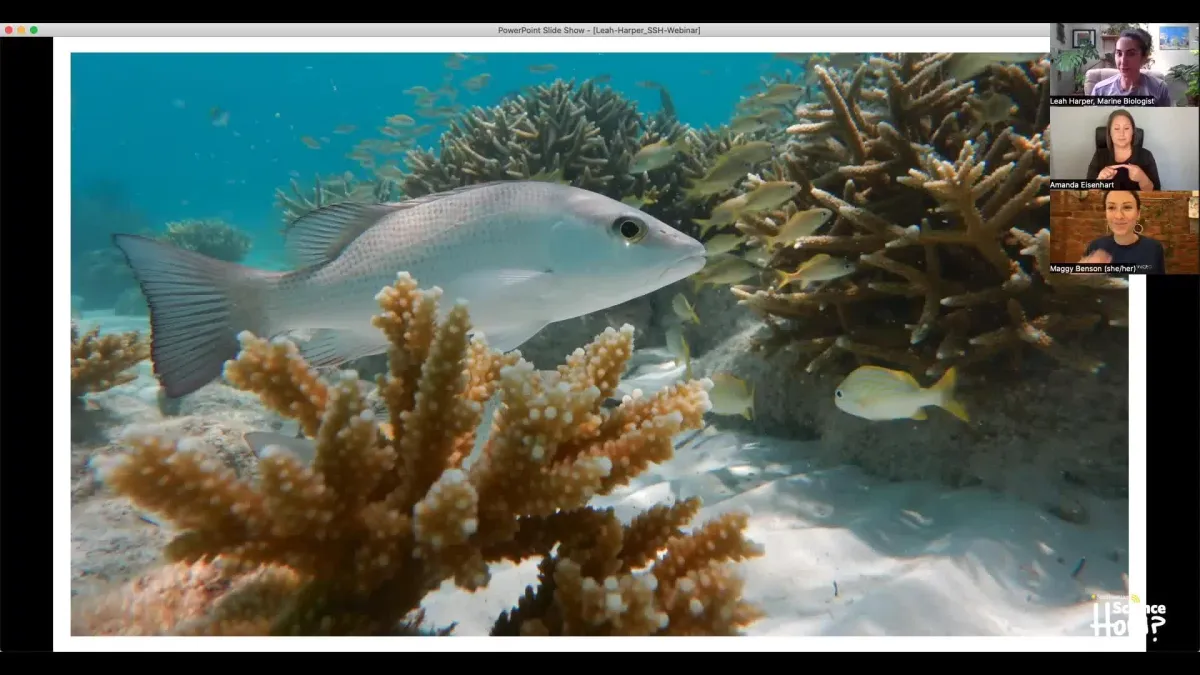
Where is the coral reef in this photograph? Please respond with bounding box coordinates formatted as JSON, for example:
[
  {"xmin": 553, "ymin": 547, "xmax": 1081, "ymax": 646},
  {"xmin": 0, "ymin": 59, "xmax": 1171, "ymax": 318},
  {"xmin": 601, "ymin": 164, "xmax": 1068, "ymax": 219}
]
[
  {"xmin": 274, "ymin": 172, "xmax": 399, "ymax": 231},
  {"xmin": 714, "ymin": 53, "xmax": 1127, "ymax": 380},
  {"xmin": 88, "ymin": 273, "xmax": 762, "ymax": 636},
  {"xmin": 160, "ymin": 218, "xmax": 253, "ymax": 263},
  {"xmin": 71, "ymin": 322, "xmax": 150, "ymax": 401},
  {"xmin": 274, "ymin": 79, "xmax": 784, "ymax": 240}
]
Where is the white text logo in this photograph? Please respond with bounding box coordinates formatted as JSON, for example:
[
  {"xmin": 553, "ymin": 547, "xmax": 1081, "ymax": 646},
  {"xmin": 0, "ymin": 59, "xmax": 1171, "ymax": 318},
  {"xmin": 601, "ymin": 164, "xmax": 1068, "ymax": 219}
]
[{"xmin": 1091, "ymin": 599, "xmax": 1167, "ymax": 640}]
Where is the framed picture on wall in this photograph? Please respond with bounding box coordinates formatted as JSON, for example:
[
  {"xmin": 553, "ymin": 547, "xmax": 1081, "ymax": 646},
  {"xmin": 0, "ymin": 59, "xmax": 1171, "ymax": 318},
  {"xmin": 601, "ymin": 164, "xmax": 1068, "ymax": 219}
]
[
  {"xmin": 1158, "ymin": 25, "xmax": 1190, "ymax": 49},
  {"xmin": 1073, "ymin": 28, "xmax": 1096, "ymax": 48}
]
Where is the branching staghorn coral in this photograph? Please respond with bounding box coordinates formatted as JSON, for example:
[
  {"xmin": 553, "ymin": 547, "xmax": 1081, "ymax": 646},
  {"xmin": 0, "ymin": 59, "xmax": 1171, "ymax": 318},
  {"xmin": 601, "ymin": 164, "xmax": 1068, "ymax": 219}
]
[
  {"xmin": 284, "ymin": 78, "xmax": 781, "ymax": 239},
  {"xmin": 71, "ymin": 322, "xmax": 150, "ymax": 401},
  {"xmin": 721, "ymin": 53, "xmax": 1126, "ymax": 380},
  {"xmin": 92, "ymin": 273, "xmax": 762, "ymax": 636},
  {"xmin": 160, "ymin": 218, "xmax": 254, "ymax": 263},
  {"xmin": 274, "ymin": 172, "xmax": 399, "ymax": 232},
  {"xmin": 400, "ymin": 78, "xmax": 683, "ymax": 199}
]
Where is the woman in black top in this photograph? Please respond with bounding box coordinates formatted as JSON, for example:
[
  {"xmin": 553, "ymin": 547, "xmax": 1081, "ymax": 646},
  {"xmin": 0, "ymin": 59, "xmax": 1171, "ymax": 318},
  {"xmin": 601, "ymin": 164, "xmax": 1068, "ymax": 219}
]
[
  {"xmin": 1079, "ymin": 190, "xmax": 1167, "ymax": 274},
  {"xmin": 1085, "ymin": 109, "xmax": 1162, "ymax": 191}
]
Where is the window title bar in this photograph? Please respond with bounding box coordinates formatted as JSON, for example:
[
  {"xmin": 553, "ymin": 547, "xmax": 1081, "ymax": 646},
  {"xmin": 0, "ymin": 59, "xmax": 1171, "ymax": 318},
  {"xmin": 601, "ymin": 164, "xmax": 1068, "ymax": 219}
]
[{"xmin": 22, "ymin": 23, "xmax": 1050, "ymax": 38}]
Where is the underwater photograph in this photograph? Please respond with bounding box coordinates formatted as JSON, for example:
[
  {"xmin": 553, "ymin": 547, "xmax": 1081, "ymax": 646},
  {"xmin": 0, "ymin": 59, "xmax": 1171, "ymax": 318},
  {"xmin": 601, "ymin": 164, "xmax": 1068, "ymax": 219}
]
[{"xmin": 69, "ymin": 51, "xmax": 1131, "ymax": 637}]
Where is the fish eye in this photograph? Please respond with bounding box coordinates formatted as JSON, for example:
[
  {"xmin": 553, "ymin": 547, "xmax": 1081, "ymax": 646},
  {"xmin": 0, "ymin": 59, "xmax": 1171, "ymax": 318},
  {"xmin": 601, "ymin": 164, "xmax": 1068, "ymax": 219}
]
[
  {"xmin": 612, "ymin": 216, "xmax": 648, "ymax": 243},
  {"xmin": 835, "ymin": 389, "xmax": 843, "ymax": 398}
]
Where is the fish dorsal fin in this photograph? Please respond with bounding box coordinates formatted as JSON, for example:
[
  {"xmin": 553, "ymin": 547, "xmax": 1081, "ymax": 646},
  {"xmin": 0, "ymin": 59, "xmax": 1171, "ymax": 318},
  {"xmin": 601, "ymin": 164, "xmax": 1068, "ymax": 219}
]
[
  {"xmin": 284, "ymin": 182, "xmax": 530, "ymax": 268},
  {"xmin": 285, "ymin": 182, "xmax": 536, "ymax": 267},
  {"xmin": 285, "ymin": 202, "xmax": 398, "ymax": 268}
]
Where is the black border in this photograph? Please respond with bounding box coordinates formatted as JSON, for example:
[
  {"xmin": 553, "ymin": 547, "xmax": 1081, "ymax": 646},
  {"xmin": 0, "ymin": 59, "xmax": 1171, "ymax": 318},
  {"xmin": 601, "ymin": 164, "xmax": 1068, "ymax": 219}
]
[
  {"xmin": 0, "ymin": 35, "xmax": 55, "ymax": 652},
  {"xmin": 1146, "ymin": 274, "xmax": 1200, "ymax": 652}
]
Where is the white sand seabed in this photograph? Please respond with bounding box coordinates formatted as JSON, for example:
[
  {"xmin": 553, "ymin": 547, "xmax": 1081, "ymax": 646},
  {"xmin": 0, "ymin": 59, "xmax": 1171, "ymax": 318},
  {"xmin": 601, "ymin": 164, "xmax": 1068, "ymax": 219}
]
[{"xmin": 72, "ymin": 312, "xmax": 1129, "ymax": 636}]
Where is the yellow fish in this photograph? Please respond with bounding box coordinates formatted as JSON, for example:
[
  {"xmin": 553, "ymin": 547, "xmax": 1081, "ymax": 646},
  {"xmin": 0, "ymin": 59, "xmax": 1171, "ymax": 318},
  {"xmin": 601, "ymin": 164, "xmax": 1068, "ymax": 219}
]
[
  {"xmin": 708, "ymin": 372, "xmax": 754, "ymax": 420},
  {"xmin": 692, "ymin": 194, "xmax": 749, "ymax": 236},
  {"xmin": 776, "ymin": 253, "xmax": 856, "ymax": 289},
  {"xmin": 628, "ymin": 137, "xmax": 689, "ymax": 174},
  {"xmin": 834, "ymin": 365, "xmax": 969, "ymax": 422},
  {"xmin": 690, "ymin": 255, "xmax": 761, "ymax": 290},
  {"xmin": 665, "ymin": 325, "xmax": 692, "ymax": 379},
  {"xmin": 943, "ymin": 53, "xmax": 1046, "ymax": 82},
  {"xmin": 672, "ymin": 293, "xmax": 700, "ymax": 325},
  {"xmin": 770, "ymin": 207, "xmax": 833, "ymax": 247},
  {"xmin": 703, "ymin": 233, "xmax": 745, "ymax": 256},
  {"xmin": 740, "ymin": 180, "xmax": 801, "ymax": 212}
]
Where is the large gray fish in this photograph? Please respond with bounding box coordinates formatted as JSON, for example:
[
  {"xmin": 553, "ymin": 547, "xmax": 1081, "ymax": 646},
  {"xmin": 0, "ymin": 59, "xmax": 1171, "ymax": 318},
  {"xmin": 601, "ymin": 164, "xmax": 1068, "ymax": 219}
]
[{"xmin": 112, "ymin": 180, "xmax": 706, "ymax": 398}]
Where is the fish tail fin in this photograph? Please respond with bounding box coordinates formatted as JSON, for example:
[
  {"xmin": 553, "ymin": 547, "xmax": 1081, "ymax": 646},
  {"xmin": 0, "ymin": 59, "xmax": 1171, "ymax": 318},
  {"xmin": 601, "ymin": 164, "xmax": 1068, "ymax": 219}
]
[
  {"xmin": 111, "ymin": 234, "xmax": 283, "ymax": 399},
  {"xmin": 930, "ymin": 366, "xmax": 970, "ymax": 423}
]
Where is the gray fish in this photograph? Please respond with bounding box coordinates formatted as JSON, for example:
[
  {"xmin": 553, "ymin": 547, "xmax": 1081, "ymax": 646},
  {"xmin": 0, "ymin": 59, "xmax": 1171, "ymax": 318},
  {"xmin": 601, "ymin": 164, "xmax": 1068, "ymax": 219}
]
[{"xmin": 112, "ymin": 181, "xmax": 706, "ymax": 398}]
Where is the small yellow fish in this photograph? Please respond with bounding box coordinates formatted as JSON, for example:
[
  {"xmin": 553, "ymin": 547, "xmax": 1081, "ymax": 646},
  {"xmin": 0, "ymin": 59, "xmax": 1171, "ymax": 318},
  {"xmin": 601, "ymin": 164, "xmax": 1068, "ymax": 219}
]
[
  {"xmin": 528, "ymin": 64, "xmax": 557, "ymax": 73},
  {"xmin": 975, "ymin": 92, "xmax": 1016, "ymax": 125},
  {"xmin": 729, "ymin": 116, "xmax": 770, "ymax": 135},
  {"xmin": 691, "ymin": 255, "xmax": 761, "ymax": 290},
  {"xmin": 333, "ymin": 124, "xmax": 357, "ymax": 134},
  {"xmin": 729, "ymin": 108, "xmax": 786, "ymax": 134},
  {"xmin": 834, "ymin": 365, "xmax": 969, "ymax": 422},
  {"xmin": 300, "ymin": 136, "xmax": 322, "ymax": 149},
  {"xmin": 665, "ymin": 325, "xmax": 692, "ymax": 379},
  {"xmin": 740, "ymin": 181, "xmax": 801, "ymax": 212},
  {"xmin": 776, "ymin": 253, "xmax": 856, "ymax": 289},
  {"xmin": 770, "ymin": 207, "xmax": 833, "ymax": 247},
  {"xmin": 943, "ymin": 53, "xmax": 1046, "ymax": 82},
  {"xmin": 717, "ymin": 140, "xmax": 775, "ymax": 168},
  {"xmin": 692, "ymin": 194, "xmax": 749, "ymax": 236},
  {"xmin": 209, "ymin": 106, "xmax": 230, "ymax": 127},
  {"xmin": 463, "ymin": 73, "xmax": 492, "ymax": 92},
  {"xmin": 628, "ymin": 137, "xmax": 689, "ymax": 174},
  {"xmin": 708, "ymin": 372, "xmax": 754, "ymax": 420},
  {"xmin": 703, "ymin": 233, "xmax": 745, "ymax": 256},
  {"xmin": 812, "ymin": 53, "xmax": 870, "ymax": 71},
  {"xmin": 672, "ymin": 293, "xmax": 700, "ymax": 325},
  {"xmin": 387, "ymin": 114, "xmax": 416, "ymax": 127}
]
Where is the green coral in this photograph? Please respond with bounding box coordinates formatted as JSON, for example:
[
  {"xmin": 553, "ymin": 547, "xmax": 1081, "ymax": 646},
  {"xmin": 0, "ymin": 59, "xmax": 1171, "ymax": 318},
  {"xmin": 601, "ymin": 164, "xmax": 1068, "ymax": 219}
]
[{"xmin": 160, "ymin": 218, "xmax": 253, "ymax": 263}]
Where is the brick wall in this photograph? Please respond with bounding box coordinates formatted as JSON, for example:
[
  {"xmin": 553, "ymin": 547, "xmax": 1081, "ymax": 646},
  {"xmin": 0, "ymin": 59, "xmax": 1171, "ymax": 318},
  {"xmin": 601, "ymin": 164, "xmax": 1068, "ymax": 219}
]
[{"xmin": 1049, "ymin": 190, "xmax": 1200, "ymax": 274}]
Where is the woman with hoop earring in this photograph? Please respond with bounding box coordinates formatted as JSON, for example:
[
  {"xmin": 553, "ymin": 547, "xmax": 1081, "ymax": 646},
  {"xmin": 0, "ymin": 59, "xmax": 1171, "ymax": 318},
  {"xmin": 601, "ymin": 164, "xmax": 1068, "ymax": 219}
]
[{"xmin": 1078, "ymin": 190, "xmax": 1167, "ymax": 274}]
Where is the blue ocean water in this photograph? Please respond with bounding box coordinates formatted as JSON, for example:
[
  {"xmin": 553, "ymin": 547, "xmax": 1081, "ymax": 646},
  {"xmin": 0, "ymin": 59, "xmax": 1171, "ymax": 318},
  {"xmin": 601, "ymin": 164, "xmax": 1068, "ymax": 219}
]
[{"xmin": 70, "ymin": 51, "xmax": 795, "ymax": 295}]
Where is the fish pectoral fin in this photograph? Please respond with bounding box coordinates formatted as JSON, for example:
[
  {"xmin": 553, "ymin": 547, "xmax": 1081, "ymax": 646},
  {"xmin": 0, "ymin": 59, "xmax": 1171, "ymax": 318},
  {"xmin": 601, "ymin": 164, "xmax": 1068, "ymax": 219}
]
[
  {"xmin": 458, "ymin": 267, "xmax": 552, "ymax": 291},
  {"xmin": 454, "ymin": 268, "xmax": 556, "ymax": 308},
  {"xmin": 295, "ymin": 328, "xmax": 389, "ymax": 369},
  {"xmin": 473, "ymin": 321, "xmax": 551, "ymax": 353},
  {"xmin": 243, "ymin": 431, "xmax": 318, "ymax": 465}
]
